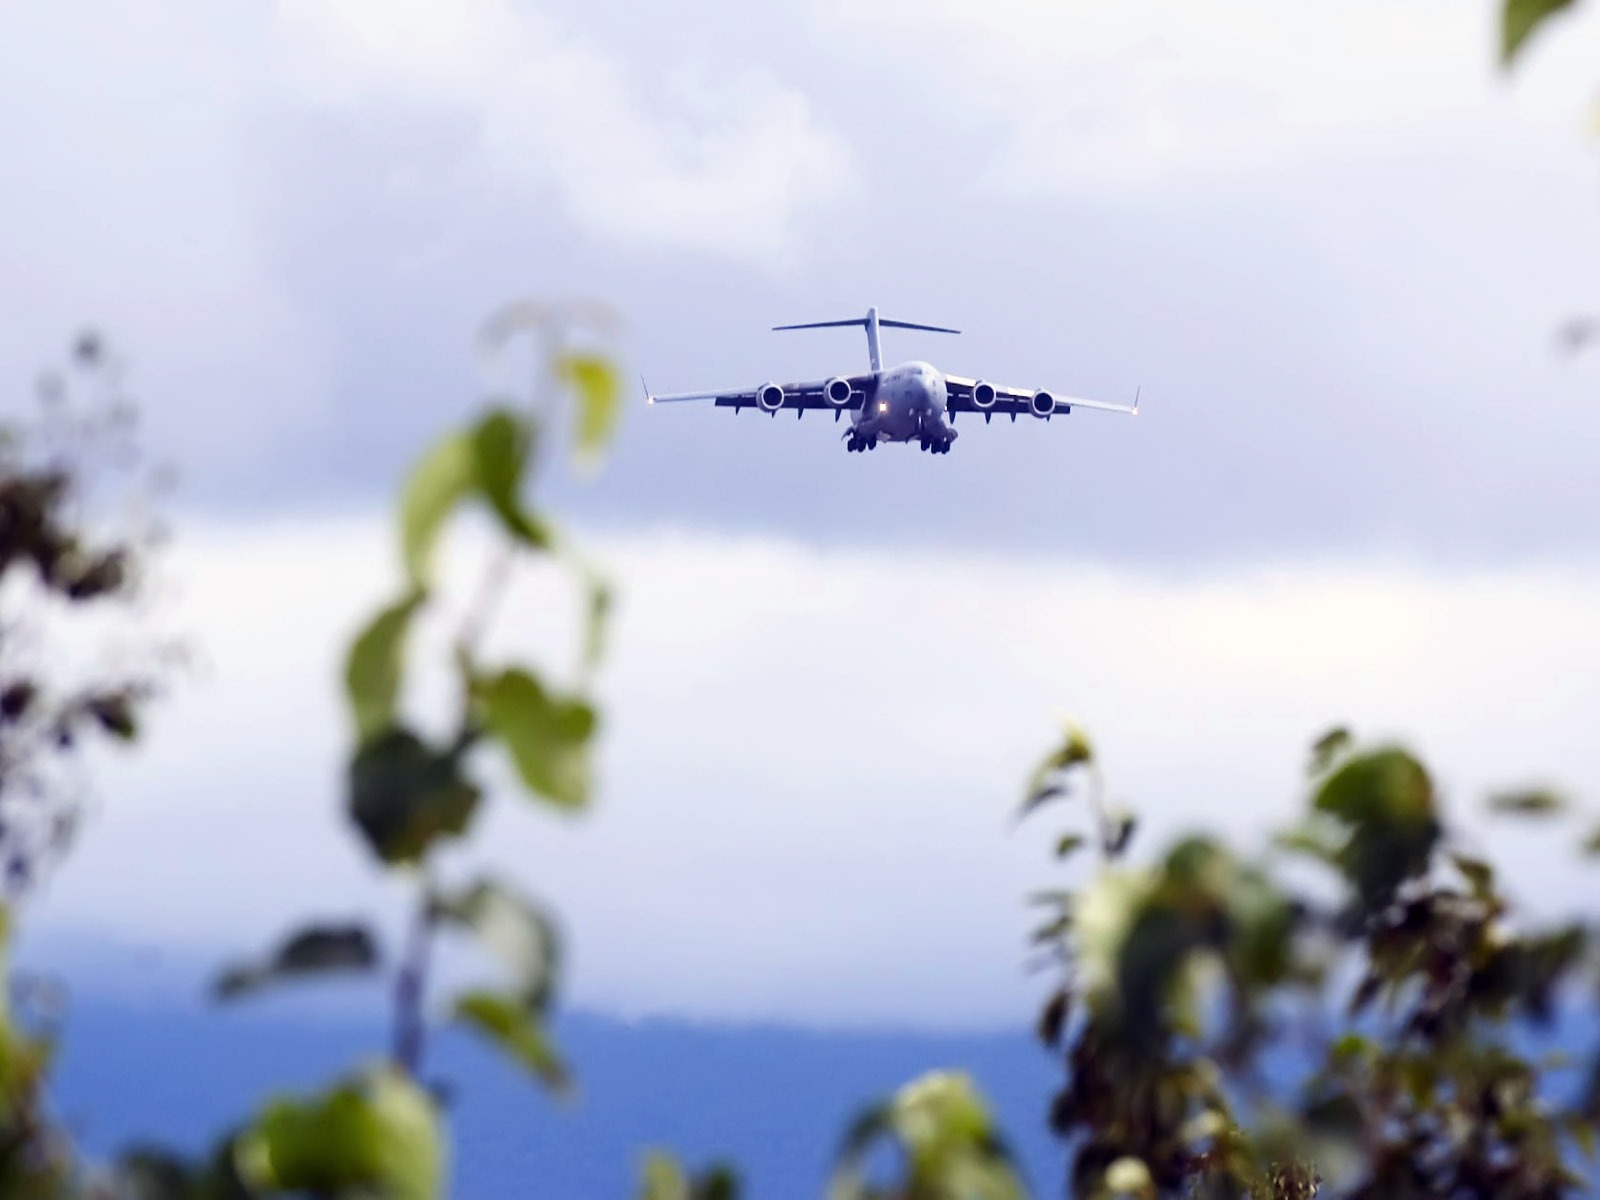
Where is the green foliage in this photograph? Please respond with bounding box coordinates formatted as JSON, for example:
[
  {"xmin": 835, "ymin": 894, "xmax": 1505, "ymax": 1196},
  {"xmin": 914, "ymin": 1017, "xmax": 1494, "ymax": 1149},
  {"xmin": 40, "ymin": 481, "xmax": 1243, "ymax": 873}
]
[
  {"xmin": 638, "ymin": 1150, "xmax": 742, "ymax": 1200},
  {"xmin": 234, "ymin": 1067, "xmax": 445, "ymax": 1200},
  {"xmin": 399, "ymin": 431, "xmax": 478, "ymax": 592},
  {"xmin": 432, "ymin": 879, "xmax": 560, "ymax": 1008},
  {"xmin": 473, "ymin": 668, "xmax": 597, "ymax": 811},
  {"xmin": 0, "ymin": 332, "xmax": 175, "ymax": 900},
  {"xmin": 830, "ymin": 1072, "xmax": 1025, "ymax": 1200},
  {"xmin": 1026, "ymin": 722, "xmax": 1600, "ymax": 1199},
  {"xmin": 345, "ymin": 591, "xmax": 425, "ymax": 745},
  {"xmin": 450, "ymin": 992, "xmax": 569, "ymax": 1094},
  {"xmin": 556, "ymin": 352, "xmax": 624, "ymax": 468},
  {"xmin": 1311, "ymin": 745, "xmax": 1440, "ymax": 916},
  {"xmin": 1502, "ymin": 0, "xmax": 1582, "ymax": 64},
  {"xmin": 1488, "ymin": 787, "xmax": 1568, "ymax": 816},
  {"xmin": 213, "ymin": 924, "xmax": 380, "ymax": 1002},
  {"xmin": 347, "ymin": 728, "xmax": 482, "ymax": 867}
]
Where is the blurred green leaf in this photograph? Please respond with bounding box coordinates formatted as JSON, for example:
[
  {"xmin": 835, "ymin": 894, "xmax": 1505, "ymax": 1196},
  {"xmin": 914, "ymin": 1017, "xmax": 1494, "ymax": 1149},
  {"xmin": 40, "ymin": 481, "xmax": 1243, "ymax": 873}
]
[
  {"xmin": 400, "ymin": 431, "xmax": 476, "ymax": 590},
  {"xmin": 347, "ymin": 728, "xmax": 481, "ymax": 866},
  {"xmin": 581, "ymin": 568, "xmax": 612, "ymax": 675},
  {"xmin": 470, "ymin": 408, "xmax": 550, "ymax": 552},
  {"xmin": 1502, "ymin": 0, "xmax": 1579, "ymax": 64},
  {"xmin": 1451, "ymin": 853, "xmax": 1495, "ymax": 899},
  {"xmin": 641, "ymin": 1151, "xmax": 691, "ymax": 1200},
  {"xmin": 1273, "ymin": 820, "xmax": 1345, "ymax": 867},
  {"xmin": 235, "ymin": 1067, "xmax": 443, "ymax": 1200},
  {"xmin": 1104, "ymin": 1156, "xmax": 1153, "ymax": 1196},
  {"xmin": 1583, "ymin": 825, "xmax": 1600, "ymax": 855},
  {"xmin": 556, "ymin": 352, "xmax": 623, "ymax": 466},
  {"xmin": 830, "ymin": 1071, "xmax": 1024, "ymax": 1200},
  {"xmin": 106, "ymin": 1147, "xmax": 197, "ymax": 1200},
  {"xmin": 639, "ymin": 1150, "xmax": 742, "ymax": 1200},
  {"xmin": 345, "ymin": 590, "xmax": 424, "ymax": 744},
  {"xmin": 1037, "ymin": 987, "xmax": 1071, "ymax": 1048},
  {"xmin": 1055, "ymin": 833, "xmax": 1085, "ymax": 859},
  {"xmin": 1488, "ymin": 788, "xmax": 1567, "ymax": 817},
  {"xmin": 451, "ymin": 991, "xmax": 570, "ymax": 1095},
  {"xmin": 213, "ymin": 923, "xmax": 379, "ymax": 1002},
  {"xmin": 1104, "ymin": 809, "xmax": 1138, "ymax": 858},
  {"xmin": 1020, "ymin": 722, "xmax": 1094, "ymax": 817},
  {"xmin": 1313, "ymin": 747, "xmax": 1439, "ymax": 909},
  {"xmin": 433, "ymin": 878, "xmax": 559, "ymax": 1008},
  {"xmin": 475, "ymin": 668, "xmax": 596, "ymax": 810},
  {"xmin": 1309, "ymin": 726, "xmax": 1352, "ymax": 776}
]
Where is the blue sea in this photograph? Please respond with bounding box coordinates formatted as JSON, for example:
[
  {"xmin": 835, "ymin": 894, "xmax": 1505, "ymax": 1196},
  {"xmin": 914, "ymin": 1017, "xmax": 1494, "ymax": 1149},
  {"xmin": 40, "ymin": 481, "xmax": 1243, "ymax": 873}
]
[
  {"xmin": 38, "ymin": 984, "xmax": 1600, "ymax": 1197},
  {"xmin": 46, "ymin": 996, "xmax": 1067, "ymax": 1198}
]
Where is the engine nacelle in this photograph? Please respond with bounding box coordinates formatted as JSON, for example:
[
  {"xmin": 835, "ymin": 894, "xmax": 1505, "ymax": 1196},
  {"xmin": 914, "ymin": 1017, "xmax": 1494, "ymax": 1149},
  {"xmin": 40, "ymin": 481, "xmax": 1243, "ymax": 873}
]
[
  {"xmin": 823, "ymin": 377, "xmax": 853, "ymax": 408},
  {"xmin": 756, "ymin": 382, "xmax": 785, "ymax": 413},
  {"xmin": 1030, "ymin": 389, "xmax": 1056, "ymax": 418},
  {"xmin": 971, "ymin": 380, "xmax": 997, "ymax": 409}
]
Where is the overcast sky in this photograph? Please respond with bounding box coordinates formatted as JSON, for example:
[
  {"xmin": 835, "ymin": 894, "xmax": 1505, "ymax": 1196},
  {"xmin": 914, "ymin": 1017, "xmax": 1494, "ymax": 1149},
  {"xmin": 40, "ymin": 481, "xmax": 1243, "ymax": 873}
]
[{"xmin": 6, "ymin": 0, "xmax": 1600, "ymax": 1030}]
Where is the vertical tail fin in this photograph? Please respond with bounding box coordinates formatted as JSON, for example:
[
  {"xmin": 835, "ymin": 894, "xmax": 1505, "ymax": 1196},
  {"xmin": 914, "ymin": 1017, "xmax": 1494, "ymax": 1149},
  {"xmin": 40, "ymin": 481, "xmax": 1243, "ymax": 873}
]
[{"xmin": 773, "ymin": 307, "xmax": 958, "ymax": 373}]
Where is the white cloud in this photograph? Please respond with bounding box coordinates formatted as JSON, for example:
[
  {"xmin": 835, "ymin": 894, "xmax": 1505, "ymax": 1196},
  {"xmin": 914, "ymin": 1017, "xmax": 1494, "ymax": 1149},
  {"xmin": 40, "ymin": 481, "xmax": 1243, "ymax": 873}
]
[
  {"xmin": 808, "ymin": 0, "xmax": 1600, "ymax": 196},
  {"xmin": 26, "ymin": 515, "xmax": 1600, "ymax": 1029},
  {"xmin": 0, "ymin": 2, "xmax": 329, "ymax": 468},
  {"xmin": 271, "ymin": 0, "xmax": 855, "ymax": 266}
]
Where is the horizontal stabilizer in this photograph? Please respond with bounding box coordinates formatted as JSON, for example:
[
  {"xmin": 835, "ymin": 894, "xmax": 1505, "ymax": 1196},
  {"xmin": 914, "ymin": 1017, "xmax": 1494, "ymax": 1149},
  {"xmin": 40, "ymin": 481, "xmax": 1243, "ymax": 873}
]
[{"xmin": 773, "ymin": 317, "xmax": 959, "ymax": 334}]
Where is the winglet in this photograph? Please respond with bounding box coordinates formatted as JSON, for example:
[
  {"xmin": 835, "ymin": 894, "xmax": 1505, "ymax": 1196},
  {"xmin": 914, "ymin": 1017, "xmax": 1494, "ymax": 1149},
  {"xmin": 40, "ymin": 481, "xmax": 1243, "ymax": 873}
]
[
  {"xmin": 1132, "ymin": 386, "xmax": 1141, "ymax": 416},
  {"xmin": 641, "ymin": 373, "xmax": 654, "ymax": 405}
]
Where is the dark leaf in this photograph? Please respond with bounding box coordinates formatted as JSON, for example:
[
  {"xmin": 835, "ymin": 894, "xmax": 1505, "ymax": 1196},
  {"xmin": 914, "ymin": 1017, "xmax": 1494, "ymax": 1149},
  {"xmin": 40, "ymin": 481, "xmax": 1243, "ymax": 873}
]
[
  {"xmin": 1020, "ymin": 723, "xmax": 1093, "ymax": 818},
  {"xmin": 1451, "ymin": 853, "xmax": 1495, "ymax": 898},
  {"xmin": 1055, "ymin": 833, "xmax": 1085, "ymax": 859},
  {"xmin": 0, "ymin": 681, "xmax": 35, "ymax": 722},
  {"xmin": 108, "ymin": 1147, "xmax": 195, "ymax": 1200},
  {"xmin": 1502, "ymin": 0, "xmax": 1580, "ymax": 64},
  {"xmin": 347, "ymin": 728, "xmax": 481, "ymax": 866},
  {"xmin": 1309, "ymin": 726, "xmax": 1352, "ymax": 775},
  {"xmin": 213, "ymin": 923, "xmax": 380, "ymax": 1002},
  {"xmin": 1313, "ymin": 747, "xmax": 1438, "ymax": 909},
  {"xmin": 1105, "ymin": 810, "xmax": 1138, "ymax": 858},
  {"xmin": 1487, "ymin": 788, "xmax": 1566, "ymax": 817},
  {"xmin": 344, "ymin": 590, "xmax": 424, "ymax": 744},
  {"xmin": 87, "ymin": 691, "xmax": 137, "ymax": 740},
  {"xmin": 451, "ymin": 990, "xmax": 570, "ymax": 1094},
  {"xmin": 475, "ymin": 668, "xmax": 596, "ymax": 810},
  {"xmin": 1037, "ymin": 987, "xmax": 1071, "ymax": 1048}
]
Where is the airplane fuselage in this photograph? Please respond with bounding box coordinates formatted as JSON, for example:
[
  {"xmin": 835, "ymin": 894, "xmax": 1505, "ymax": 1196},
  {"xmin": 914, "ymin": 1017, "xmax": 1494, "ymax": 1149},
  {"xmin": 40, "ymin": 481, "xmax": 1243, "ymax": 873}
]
[{"xmin": 849, "ymin": 360, "xmax": 957, "ymax": 453}]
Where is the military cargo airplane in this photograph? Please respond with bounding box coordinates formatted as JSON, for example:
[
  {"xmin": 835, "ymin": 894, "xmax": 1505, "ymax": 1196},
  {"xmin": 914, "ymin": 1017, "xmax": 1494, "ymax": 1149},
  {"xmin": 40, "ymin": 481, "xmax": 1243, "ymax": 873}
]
[{"xmin": 643, "ymin": 306, "xmax": 1138, "ymax": 454}]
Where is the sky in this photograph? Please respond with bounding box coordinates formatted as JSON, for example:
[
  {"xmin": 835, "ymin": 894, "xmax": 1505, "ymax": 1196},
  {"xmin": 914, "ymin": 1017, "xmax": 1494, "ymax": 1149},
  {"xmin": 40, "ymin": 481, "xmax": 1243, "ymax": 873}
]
[{"xmin": 5, "ymin": 0, "xmax": 1600, "ymax": 1032}]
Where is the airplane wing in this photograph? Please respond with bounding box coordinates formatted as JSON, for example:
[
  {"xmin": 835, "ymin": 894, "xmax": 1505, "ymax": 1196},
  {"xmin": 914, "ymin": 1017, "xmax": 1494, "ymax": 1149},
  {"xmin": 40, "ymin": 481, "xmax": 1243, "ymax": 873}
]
[
  {"xmin": 944, "ymin": 375, "xmax": 1139, "ymax": 418},
  {"xmin": 644, "ymin": 374, "xmax": 874, "ymax": 413}
]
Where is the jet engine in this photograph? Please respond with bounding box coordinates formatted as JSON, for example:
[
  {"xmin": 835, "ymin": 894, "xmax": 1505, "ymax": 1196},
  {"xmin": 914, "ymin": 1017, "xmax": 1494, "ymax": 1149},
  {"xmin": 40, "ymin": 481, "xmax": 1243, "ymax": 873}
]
[
  {"xmin": 823, "ymin": 377, "xmax": 853, "ymax": 408},
  {"xmin": 971, "ymin": 380, "xmax": 997, "ymax": 409},
  {"xmin": 1030, "ymin": 389, "xmax": 1056, "ymax": 418},
  {"xmin": 756, "ymin": 382, "xmax": 785, "ymax": 413}
]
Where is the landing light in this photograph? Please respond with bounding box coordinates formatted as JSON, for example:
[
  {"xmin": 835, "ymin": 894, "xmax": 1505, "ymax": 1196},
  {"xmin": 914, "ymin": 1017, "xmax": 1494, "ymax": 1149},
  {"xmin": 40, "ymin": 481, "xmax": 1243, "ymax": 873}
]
[{"xmin": 878, "ymin": 401, "xmax": 887, "ymax": 412}]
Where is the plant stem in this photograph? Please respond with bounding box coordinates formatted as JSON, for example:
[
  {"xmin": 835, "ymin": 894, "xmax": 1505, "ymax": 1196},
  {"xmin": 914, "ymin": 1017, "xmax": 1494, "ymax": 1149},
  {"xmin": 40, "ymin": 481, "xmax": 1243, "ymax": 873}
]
[{"xmin": 392, "ymin": 887, "xmax": 436, "ymax": 1075}]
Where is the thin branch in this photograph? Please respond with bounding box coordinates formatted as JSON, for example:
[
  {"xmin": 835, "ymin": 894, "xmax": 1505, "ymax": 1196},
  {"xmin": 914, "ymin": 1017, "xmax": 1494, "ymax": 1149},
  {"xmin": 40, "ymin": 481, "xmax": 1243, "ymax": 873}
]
[{"xmin": 392, "ymin": 884, "xmax": 437, "ymax": 1076}]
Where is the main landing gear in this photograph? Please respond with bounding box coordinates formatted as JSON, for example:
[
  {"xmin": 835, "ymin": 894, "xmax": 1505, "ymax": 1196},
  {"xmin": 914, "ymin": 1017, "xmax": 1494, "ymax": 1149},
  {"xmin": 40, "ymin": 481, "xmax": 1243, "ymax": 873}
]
[
  {"xmin": 918, "ymin": 435, "xmax": 953, "ymax": 455},
  {"xmin": 846, "ymin": 432, "xmax": 878, "ymax": 453}
]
